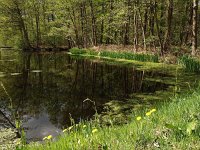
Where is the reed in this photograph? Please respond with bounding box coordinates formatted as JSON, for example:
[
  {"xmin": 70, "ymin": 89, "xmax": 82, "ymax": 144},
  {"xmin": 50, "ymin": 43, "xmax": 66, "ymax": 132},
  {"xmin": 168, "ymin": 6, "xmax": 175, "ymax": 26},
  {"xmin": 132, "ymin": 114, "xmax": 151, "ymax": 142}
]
[
  {"xmin": 99, "ymin": 51, "xmax": 159, "ymax": 62},
  {"xmin": 179, "ymin": 55, "xmax": 200, "ymax": 73},
  {"xmin": 69, "ymin": 48, "xmax": 159, "ymax": 63},
  {"xmin": 69, "ymin": 48, "xmax": 86, "ymax": 55}
]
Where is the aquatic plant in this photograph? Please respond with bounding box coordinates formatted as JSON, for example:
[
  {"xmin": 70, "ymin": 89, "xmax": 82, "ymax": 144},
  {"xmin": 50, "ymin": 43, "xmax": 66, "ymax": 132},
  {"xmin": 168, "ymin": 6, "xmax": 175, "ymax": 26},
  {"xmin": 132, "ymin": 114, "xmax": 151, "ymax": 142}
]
[
  {"xmin": 69, "ymin": 48, "xmax": 159, "ymax": 63},
  {"xmin": 99, "ymin": 51, "xmax": 159, "ymax": 63},
  {"xmin": 179, "ymin": 55, "xmax": 200, "ymax": 73}
]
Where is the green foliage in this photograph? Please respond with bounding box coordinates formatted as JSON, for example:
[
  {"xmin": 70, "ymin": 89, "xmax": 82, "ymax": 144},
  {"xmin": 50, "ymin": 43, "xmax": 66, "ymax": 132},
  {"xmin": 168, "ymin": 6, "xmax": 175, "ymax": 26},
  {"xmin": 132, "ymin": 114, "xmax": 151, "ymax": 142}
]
[
  {"xmin": 99, "ymin": 51, "xmax": 159, "ymax": 63},
  {"xmin": 69, "ymin": 48, "xmax": 86, "ymax": 55},
  {"xmin": 87, "ymin": 50, "xmax": 99, "ymax": 56},
  {"xmin": 179, "ymin": 55, "xmax": 200, "ymax": 72}
]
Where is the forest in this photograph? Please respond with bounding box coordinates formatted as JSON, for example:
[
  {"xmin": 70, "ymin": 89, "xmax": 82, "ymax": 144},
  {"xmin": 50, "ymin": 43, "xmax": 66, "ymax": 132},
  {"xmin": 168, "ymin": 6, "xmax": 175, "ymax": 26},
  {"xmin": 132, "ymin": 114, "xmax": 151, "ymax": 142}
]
[
  {"xmin": 0, "ymin": 0, "xmax": 199, "ymax": 56},
  {"xmin": 0, "ymin": 0, "xmax": 200, "ymax": 150}
]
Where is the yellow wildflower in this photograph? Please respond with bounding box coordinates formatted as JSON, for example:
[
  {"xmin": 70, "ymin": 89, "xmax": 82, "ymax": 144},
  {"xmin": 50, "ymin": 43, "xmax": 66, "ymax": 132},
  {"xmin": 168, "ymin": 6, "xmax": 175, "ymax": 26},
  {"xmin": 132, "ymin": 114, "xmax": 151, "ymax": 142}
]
[
  {"xmin": 136, "ymin": 116, "xmax": 142, "ymax": 121},
  {"xmin": 92, "ymin": 128, "xmax": 98, "ymax": 133},
  {"xmin": 47, "ymin": 135, "xmax": 53, "ymax": 140},
  {"xmin": 43, "ymin": 135, "xmax": 53, "ymax": 140},
  {"xmin": 146, "ymin": 112, "xmax": 152, "ymax": 116}
]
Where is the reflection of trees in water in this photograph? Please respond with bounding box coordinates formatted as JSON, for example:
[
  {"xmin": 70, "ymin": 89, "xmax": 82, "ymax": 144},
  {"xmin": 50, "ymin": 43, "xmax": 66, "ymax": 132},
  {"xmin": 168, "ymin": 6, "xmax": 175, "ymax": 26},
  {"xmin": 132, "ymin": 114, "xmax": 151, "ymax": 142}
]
[{"xmin": 1, "ymin": 53, "xmax": 169, "ymax": 128}]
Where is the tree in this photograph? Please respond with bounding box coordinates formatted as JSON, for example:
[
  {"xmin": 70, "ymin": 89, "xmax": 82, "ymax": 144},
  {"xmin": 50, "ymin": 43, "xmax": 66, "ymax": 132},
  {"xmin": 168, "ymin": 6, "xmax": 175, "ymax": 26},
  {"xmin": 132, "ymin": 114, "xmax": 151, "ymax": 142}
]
[{"xmin": 192, "ymin": 0, "xmax": 198, "ymax": 56}]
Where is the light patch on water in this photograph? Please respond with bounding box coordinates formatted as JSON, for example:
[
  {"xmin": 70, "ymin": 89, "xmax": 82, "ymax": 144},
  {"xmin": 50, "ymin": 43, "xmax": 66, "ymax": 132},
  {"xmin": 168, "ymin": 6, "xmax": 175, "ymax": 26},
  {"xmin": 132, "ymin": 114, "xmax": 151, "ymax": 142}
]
[
  {"xmin": 10, "ymin": 73, "xmax": 22, "ymax": 76},
  {"xmin": 0, "ymin": 59, "xmax": 16, "ymax": 62},
  {"xmin": 0, "ymin": 72, "xmax": 6, "ymax": 78},
  {"xmin": 31, "ymin": 70, "xmax": 43, "ymax": 73},
  {"xmin": 23, "ymin": 113, "xmax": 61, "ymax": 142}
]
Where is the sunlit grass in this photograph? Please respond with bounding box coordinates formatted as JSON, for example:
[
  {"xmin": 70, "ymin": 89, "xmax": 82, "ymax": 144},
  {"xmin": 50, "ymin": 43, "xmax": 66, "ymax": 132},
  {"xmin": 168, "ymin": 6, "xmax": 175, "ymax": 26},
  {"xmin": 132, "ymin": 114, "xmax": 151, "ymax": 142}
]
[
  {"xmin": 99, "ymin": 51, "xmax": 159, "ymax": 63},
  {"xmin": 69, "ymin": 48, "xmax": 159, "ymax": 63},
  {"xmin": 69, "ymin": 48, "xmax": 86, "ymax": 55},
  {"xmin": 20, "ymin": 89, "xmax": 200, "ymax": 150}
]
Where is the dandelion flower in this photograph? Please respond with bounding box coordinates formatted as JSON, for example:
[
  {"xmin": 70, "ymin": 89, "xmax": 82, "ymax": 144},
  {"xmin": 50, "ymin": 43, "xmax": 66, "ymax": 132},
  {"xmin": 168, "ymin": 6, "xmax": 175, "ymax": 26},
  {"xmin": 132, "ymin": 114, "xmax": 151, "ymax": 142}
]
[
  {"xmin": 43, "ymin": 135, "xmax": 53, "ymax": 140},
  {"xmin": 92, "ymin": 128, "xmax": 98, "ymax": 133},
  {"xmin": 47, "ymin": 135, "xmax": 53, "ymax": 140},
  {"xmin": 146, "ymin": 112, "xmax": 152, "ymax": 116},
  {"xmin": 136, "ymin": 116, "xmax": 142, "ymax": 121}
]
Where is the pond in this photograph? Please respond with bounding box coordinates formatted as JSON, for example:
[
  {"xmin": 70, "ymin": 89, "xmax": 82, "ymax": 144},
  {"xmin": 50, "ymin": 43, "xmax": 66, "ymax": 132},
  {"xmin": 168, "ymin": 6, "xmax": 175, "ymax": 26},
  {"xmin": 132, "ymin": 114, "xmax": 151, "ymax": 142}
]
[{"xmin": 0, "ymin": 49, "xmax": 199, "ymax": 142}]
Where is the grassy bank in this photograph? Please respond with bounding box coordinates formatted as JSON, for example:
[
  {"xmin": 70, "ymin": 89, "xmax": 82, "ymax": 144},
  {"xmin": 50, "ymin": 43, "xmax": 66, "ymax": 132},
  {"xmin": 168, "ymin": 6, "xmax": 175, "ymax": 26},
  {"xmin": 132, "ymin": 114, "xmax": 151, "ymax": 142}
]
[
  {"xmin": 21, "ymin": 89, "xmax": 200, "ymax": 150},
  {"xmin": 69, "ymin": 48, "xmax": 159, "ymax": 63},
  {"xmin": 179, "ymin": 55, "xmax": 200, "ymax": 73}
]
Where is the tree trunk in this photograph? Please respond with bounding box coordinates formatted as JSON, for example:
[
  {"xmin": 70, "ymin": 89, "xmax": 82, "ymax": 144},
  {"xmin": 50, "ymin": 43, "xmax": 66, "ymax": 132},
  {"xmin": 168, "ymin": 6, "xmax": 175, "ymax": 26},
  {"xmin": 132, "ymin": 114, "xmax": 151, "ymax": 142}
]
[
  {"xmin": 89, "ymin": 0, "xmax": 97, "ymax": 46},
  {"xmin": 192, "ymin": 0, "xmax": 198, "ymax": 56},
  {"xmin": 163, "ymin": 0, "xmax": 173, "ymax": 52},
  {"xmin": 14, "ymin": 1, "xmax": 31, "ymax": 50}
]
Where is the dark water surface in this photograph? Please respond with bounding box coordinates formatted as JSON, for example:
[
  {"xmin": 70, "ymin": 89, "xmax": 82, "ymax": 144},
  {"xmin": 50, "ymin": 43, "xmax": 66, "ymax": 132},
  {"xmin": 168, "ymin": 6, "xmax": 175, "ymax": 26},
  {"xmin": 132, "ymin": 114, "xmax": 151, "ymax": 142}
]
[{"xmin": 0, "ymin": 49, "xmax": 199, "ymax": 141}]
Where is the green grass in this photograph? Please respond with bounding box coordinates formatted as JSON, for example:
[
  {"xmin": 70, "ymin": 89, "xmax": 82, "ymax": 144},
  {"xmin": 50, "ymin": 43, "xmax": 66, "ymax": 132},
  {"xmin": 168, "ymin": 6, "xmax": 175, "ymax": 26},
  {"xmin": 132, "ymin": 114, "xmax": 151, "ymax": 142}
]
[
  {"xmin": 20, "ymin": 89, "xmax": 200, "ymax": 150},
  {"xmin": 69, "ymin": 48, "xmax": 159, "ymax": 63},
  {"xmin": 69, "ymin": 48, "xmax": 87, "ymax": 55},
  {"xmin": 99, "ymin": 51, "xmax": 159, "ymax": 63},
  {"xmin": 179, "ymin": 55, "xmax": 200, "ymax": 73}
]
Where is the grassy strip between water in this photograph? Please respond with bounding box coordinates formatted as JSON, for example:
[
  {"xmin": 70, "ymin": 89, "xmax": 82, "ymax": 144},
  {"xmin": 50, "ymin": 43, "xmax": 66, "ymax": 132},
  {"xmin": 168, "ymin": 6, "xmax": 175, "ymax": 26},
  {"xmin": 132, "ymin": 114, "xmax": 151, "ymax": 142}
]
[
  {"xmin": 69, "ymin": 48, "xmax": 159, "ymax": 63},
  {"xmin": 20, "ymin": 89, "xmax": 200, "ymax": 150},
  {"xmin": 179, "ymin": 55, "xmax": 200, "ymax": 73}
]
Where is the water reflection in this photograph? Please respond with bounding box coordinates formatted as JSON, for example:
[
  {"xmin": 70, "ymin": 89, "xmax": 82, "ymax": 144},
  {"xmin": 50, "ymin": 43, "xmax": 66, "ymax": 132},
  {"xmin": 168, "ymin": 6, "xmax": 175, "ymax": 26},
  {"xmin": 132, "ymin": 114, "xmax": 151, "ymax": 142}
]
[{"xmin": 0, "ymin": 50, "xmax": 184, "ymax": 141}]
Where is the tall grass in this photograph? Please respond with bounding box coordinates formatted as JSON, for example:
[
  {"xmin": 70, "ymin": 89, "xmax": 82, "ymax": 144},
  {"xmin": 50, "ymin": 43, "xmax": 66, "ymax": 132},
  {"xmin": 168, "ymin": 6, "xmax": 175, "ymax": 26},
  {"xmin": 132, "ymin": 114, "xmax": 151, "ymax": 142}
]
[
  {"xmin": 69, "ymin": 48, "xmax": 86, "ymax": 55},
  {"xmin": 21, "ymin": 88, "xmax": 200, "ymax": 150},
  {"xmin": 69, "ymin": 48, "xmax": 159, "ymax": 63},
  {"xmin": 179, "ymin": 55, "xmax": 200, "ymax": 73},
  {"xmin": 99, "ymin": 51, "xmax": 159, "ymax": 63}
]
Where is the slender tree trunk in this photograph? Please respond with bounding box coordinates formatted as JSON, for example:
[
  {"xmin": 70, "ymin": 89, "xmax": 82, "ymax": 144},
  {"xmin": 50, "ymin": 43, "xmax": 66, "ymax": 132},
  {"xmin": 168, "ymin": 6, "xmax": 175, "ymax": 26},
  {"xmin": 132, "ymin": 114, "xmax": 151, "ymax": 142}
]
[
  {"xmin": 89, "ymin": 0, "xmax": 97, "ymax": 46},
  {"xmin": 123, "ymin": 0, "xmax": 131, "ymax": 46},
  {"xmin": 155, "ymin": 1, "xmax": 164, "ymax": 56},
  {"xmin": 138, "ymin": 8, "xmax": 147, "ymax": 51},
  {"xmin": 133, "ymin": 1, "xmax": 138, "ymax": 52},
  {"xmin": 163, "ymin": 0, "xmax": 173, "ymax": 52},
  {"xmin": 106, "ymin": 0, "xmax": 114, "ymax": 44},
  {"xmin": 100, "ymin": 2, "xmax": 105, "ymax": 44},
  {"xmin": 192, "ymin": 0, "xmax": 198, "ymax": 56},
  {"xmin": 13, "ymin": 1, "xmax": 31, "ymax": 50}
]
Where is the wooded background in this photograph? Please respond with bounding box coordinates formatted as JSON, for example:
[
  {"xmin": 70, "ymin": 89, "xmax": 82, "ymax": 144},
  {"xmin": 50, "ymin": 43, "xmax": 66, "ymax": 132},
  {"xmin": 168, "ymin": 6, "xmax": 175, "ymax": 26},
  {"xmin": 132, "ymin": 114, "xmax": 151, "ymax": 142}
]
[{"xmin": 0, "ymin": 0, "xmax": 199, "ymax": 55}]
